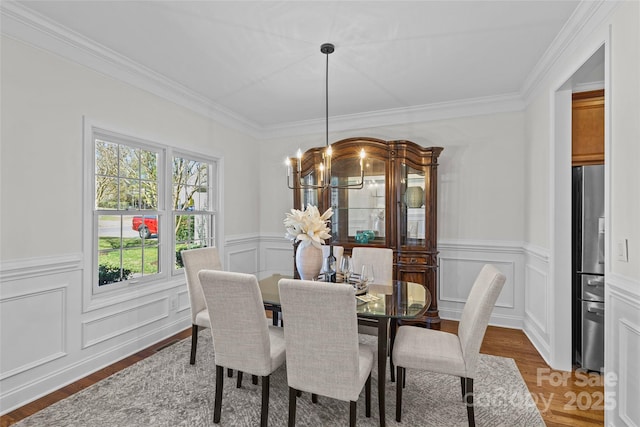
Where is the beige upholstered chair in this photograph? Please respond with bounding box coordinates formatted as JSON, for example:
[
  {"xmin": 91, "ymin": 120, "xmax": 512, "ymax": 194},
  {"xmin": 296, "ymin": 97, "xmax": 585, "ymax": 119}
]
[
  {"xmin": 199, "ymin": 270, "xmax": 286, "ymax": 427},
  {"xmin": 278, "ymin": 279, "xmax": 375, "ymax": 427},
  {"xmin": 392, "ymin": 264, "xmax": 506, "ymax": 426},
  {"xmin": 181, "ymin": 247, "xmax": 222, "ymax": 364},
  {"xmin": 351, "ymin": 247, "xmax": 393, "ymax": 285}
]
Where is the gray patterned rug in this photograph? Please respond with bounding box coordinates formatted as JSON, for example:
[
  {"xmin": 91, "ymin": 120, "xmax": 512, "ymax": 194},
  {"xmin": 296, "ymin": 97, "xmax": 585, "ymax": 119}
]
[{"xmin": 14, "ymin": 331, "xmax": 545, "ymax": 426}]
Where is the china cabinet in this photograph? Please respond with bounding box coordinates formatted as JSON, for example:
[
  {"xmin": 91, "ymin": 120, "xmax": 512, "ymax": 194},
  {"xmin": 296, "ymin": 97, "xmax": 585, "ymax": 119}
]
[{"xmin": 290, "ymin": 137, "xmax": 443, "ymax": 327}]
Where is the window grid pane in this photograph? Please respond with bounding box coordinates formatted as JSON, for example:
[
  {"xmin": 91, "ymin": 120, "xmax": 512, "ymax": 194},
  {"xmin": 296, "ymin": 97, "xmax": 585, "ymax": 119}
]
[{"xmin": 95, "ymin": 135, "xmax": 161, "ymax": 288}]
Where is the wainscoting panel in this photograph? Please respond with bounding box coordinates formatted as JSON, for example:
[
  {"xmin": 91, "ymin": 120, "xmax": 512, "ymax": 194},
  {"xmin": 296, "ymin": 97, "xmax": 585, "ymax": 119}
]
[
  {"xmin": 258, "ymin": 234, "xmax": 295, "ymax": 280},
  {"xmin": 439, "ymin": 257, "xmax": 515, "ymax": 308},
  {"xmin": 521, "ymin": 244, "xmax": 552, "ymax": 366},
  {"xmin": 176, "ymin": 289, "xmax": 190, "ymax": 314},
  {"xmin": 0, "ymin": 254, "xmax": 189, "ymax": 415},
  {"xmin": 225, "ymin": 234, "xmax": 261, "ymax": 275},
  {"xmin": 81, "ymin": 297, "xmax": 170, "ymax": 349},
  {"xmin": 524, "ymin": 263, "xmax": 549, "ymax": 335},
  {"xmin": 606, "ymin": 274, "xmax": 640, "ymax": 427},
  {"xmin": 0, "ymin": 284, "xmax": 67, "ymax": 380},
  {"xmin": 437, "ymin": 240, "xmax": 524, "ymax": 329}
]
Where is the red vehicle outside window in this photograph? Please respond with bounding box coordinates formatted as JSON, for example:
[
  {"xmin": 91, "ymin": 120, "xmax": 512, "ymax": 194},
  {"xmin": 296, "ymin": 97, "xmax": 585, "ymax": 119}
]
[{"xmin": 132, "ymin": 216, "xmax": 157, "ymax": 238}]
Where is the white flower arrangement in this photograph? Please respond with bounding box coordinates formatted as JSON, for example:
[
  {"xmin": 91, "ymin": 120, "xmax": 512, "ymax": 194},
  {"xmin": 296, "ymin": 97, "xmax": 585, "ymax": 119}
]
[{"xmin": 284, "ymin": 204, "xmax": 333, "ymax": 249}]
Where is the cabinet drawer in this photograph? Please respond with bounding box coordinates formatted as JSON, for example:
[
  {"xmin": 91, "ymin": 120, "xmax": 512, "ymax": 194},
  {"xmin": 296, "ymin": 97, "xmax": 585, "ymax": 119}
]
[{"xmin": 398, "ymin": 256, "xmax": 427, "ymax": 265}]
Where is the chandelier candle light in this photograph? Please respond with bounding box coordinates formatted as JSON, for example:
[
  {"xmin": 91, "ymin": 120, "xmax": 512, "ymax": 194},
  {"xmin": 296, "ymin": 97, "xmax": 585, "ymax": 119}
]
[{"xmin": 286, "ymin": 43, "xmax": 366, "ymax": 190}]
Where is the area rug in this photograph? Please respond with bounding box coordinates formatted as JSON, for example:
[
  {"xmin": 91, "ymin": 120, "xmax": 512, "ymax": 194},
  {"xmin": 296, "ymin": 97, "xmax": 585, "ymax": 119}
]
[{"xmin": 14, "ymin": 331, "xmax": 545, "ymax": 426}]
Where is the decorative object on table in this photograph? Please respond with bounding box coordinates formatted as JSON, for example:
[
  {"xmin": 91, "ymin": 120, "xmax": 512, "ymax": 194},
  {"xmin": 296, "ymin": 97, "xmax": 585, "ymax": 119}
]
[
  {"xmin": 406, "ymin": 186, "xmax": 424, "ymax": 208},
  {"xmin": 322, "ymin": 245, "xmax": 337, "ymax": 282},
  {"xmin": 360, "ymin": 264, "xmax": 375, "ymax": 286},
  {"xmin": 340, "ymin": 255, "xmax": 353, "ymax": 283},
  {"xmin": 284, "ymin": 204, "xmax": 333, "ymax": 280}
]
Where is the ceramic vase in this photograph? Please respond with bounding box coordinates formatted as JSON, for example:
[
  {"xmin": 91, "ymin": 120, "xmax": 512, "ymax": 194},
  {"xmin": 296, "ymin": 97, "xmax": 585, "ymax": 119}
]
[
  {"xmin": 296, "ymin": 244, "xmax": 323, "ymax": 280},
  {"xmin": 406, "ymin": 186, "xmax": 424, "ymax": 208}
]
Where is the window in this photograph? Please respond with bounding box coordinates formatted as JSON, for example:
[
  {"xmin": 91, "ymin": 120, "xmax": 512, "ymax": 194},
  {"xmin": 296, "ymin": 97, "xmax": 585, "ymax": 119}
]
[
  {"xmin": 90, "ymin": 127, "xmax": 218, "ymax": 294},
  {"xmin": 172, "ymin": 154, "xmax": 217, "ymax": 269}
]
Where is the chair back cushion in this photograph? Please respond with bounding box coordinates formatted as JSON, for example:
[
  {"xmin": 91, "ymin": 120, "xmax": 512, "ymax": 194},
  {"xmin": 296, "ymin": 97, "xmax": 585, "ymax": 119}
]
[
  {"xmin": 458, "ymin": 264, "xmax": 506, "ymax": 376},
  {"xmin": 351, "ymin": 247, "xmax": 393, "ymax": 285},
  {"xmin": 278, "ymin": 279, "xmax": 364, "ymax": 401},
  {"xmin": 198, "ymin": 270, "xmax": 273, "ymax": 376},
  {"xmin": 182, "ymin": 247, "xmax": 222, "ymax": 323}
]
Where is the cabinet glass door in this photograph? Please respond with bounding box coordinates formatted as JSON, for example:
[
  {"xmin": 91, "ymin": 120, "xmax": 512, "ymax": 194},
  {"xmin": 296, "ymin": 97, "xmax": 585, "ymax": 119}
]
[
  {"xmin": 330, "ymin": 156, "xmax": 386, "ymax": 244},
  {"xmin": 298, "ymin": 171, "xmax": 320, "ymax": 208},
  {"xmin": 400, "ymin": 163, "xmax": 426, "ymax": 246}
]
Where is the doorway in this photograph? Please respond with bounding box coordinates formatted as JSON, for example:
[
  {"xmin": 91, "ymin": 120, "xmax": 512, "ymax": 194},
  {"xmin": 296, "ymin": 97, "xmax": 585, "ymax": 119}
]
[{"xmin": 552, "ymin": 45, "xmax": 606, "ymax": 371}]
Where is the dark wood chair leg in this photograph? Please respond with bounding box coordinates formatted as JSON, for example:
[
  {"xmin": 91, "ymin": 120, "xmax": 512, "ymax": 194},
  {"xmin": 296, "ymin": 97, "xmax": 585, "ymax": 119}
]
[
  {"xmin": 261, "ymin": 375, "xmax": 270, "ymax": 427},
  {"xmin": 288, "ymin": 387, "xmax": 297, "ymax": 427},
  {"xmin": 390, "ymin": 319, "xmax": 397, "ymax": 382},
  {"xmin": 214, "ymin": 365, "xmax": 223, "ymax": 424},
  {"xmin": 465, "ymin": 377, "xmax": 475, "ymax": 427},
  {"xmin": 236, "ymin": 371, "xmax": 243, "ymax": 388},
  {"xmin": 252, "ymin": 375, "xmax": 259, "ymax": 385},
  {"xmin": 365, "ymin": 373, "xmax": 372, "ymax": 417},
  {"xmin": 396, "ymin": 366, "xmax": 404, "ymax": 422},
  {"xmin": 296, "ymin": 390, "xmax": 302, "ymax": 397},
  {"xmin": 227, "ymin": 368, "xmax": 233, "ymax": 377},
  {"xmin": 311, "ymin": 393, "xmax": 318, "ymax": 404},
  {"xmin": 350, "ymin": 400, "xmax": 357, "ymax": 427},
  {"xmin": 190, "ymin": 324, "xmax": 198, "ymax": 365}
]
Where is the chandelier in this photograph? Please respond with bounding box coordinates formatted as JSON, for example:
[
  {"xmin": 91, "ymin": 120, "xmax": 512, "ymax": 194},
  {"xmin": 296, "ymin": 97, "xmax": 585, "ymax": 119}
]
[{"xmin": 286, "ymin": 43, "xmax": 365, "ymax": 190}]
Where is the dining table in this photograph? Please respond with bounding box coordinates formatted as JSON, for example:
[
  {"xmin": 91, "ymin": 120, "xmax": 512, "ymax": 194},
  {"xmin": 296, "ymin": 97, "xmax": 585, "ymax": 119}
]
[{"xmin": 259, "ymin": 277, "xmax": 431, "ymax": 427}]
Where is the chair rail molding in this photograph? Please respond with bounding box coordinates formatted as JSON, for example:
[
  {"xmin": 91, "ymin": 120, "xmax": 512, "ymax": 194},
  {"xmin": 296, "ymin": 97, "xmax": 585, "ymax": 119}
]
[{"xmin": 0, "ymin": 253, "xmax": 83, "ymax": 282}]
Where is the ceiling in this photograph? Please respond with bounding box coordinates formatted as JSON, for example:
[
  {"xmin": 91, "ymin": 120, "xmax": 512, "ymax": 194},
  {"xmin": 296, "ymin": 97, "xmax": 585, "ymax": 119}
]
[{"xmin": 5, "ymin": 1, "xmax": 584, "ymax": 134}]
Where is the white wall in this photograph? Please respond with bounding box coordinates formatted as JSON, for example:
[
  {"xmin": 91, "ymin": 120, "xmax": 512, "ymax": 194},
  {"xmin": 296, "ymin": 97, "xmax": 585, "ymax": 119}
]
[
  {"xmin": 522, "ymin": 2, "xmax": 639, "ymax": 425},
  {"xmin": 0, "ymin": 36, "xmax": 261, "ymax": 413}
]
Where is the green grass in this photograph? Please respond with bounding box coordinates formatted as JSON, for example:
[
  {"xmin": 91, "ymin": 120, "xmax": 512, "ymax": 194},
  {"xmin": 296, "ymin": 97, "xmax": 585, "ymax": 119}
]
[{"xmin": 99, "ymin": 237, "xmax": 159, "ymax": 275}]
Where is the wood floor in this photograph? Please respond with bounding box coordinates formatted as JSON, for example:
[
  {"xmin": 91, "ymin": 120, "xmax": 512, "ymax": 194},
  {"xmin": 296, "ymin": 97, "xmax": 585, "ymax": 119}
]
[{"xmin": 1, "ymin": 319, "xmax": 604, "ymax": 427}]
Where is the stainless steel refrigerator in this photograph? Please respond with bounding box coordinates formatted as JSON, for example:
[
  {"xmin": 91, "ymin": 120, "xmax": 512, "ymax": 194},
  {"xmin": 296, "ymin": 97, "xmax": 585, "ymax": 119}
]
[{"xmin": 572, "ymin": 165, "xmax": 605, "ymax": 371}]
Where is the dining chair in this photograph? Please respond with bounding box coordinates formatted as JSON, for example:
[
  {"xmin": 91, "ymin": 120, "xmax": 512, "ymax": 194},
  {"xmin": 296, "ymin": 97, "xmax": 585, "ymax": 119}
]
[
  {"xmin": 278, "ymin": 279, "xmax": 375, "ymax": 427},
  {"xmin": 181, "ymin": 246, "xmax": 222, "ymax": 365},
  {"xmin": 199, "ymin": 270, "xmax": 286, "ymax": 427},
  {"xmin": 351, "ymin": 247, "xmax": 393, "ymax": 285},
  {"xmin": 392, "ymin": 264, "xmax": 506, "ymax": 426}
]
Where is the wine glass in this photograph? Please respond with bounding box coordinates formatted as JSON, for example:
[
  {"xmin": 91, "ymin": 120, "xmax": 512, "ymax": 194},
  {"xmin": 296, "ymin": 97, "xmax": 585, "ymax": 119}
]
[
  {"xmin": 361, "ymin": 264, "xmax": 375, "ymax": 287},
  {"xmin": 340, "ymin": 255, "xmax": 353, "ymax": 283}
]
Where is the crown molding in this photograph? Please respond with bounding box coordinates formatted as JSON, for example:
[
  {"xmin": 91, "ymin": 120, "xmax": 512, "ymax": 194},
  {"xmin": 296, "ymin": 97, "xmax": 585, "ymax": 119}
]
[
  {"xmin": 0, "ymin": 2, "xmax": 263, "ymax": 138},
  {"xmin": 520, "ymin": 0, "xmax": 621, "ymax": 105},
  {"xmin": 261, "ymin": 92, "xmax": 525, "ymax": 139},
  {"xmin": 4, "ymin": 1, "xmax": 612, "ymax": 141}
]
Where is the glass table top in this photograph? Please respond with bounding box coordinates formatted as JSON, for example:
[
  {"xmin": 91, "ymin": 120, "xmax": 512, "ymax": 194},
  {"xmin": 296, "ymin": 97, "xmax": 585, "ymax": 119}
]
[{"xmin": 259, "ymin": 279, "xmax": 431, "ymax": 320}]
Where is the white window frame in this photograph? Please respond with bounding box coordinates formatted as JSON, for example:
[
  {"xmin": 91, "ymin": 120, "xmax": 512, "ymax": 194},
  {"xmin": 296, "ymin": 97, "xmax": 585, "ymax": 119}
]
[
  {"xmin": 170, "ymin": 149, "xmax": 219, "ymax": 277},
  {"xmin": 83, "ymin": 119, "xmax": 221, "ymax": 305}
]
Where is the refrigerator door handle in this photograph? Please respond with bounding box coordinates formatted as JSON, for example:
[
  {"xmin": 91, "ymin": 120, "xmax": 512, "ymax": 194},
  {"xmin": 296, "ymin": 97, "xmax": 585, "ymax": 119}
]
[
  {"xmin": 587, "ymin": 307, "xmax": 605, "ymax": 316},
  {"xmin": 587, "ymin": 277, "xmax": 605, "ymax": 286}
]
